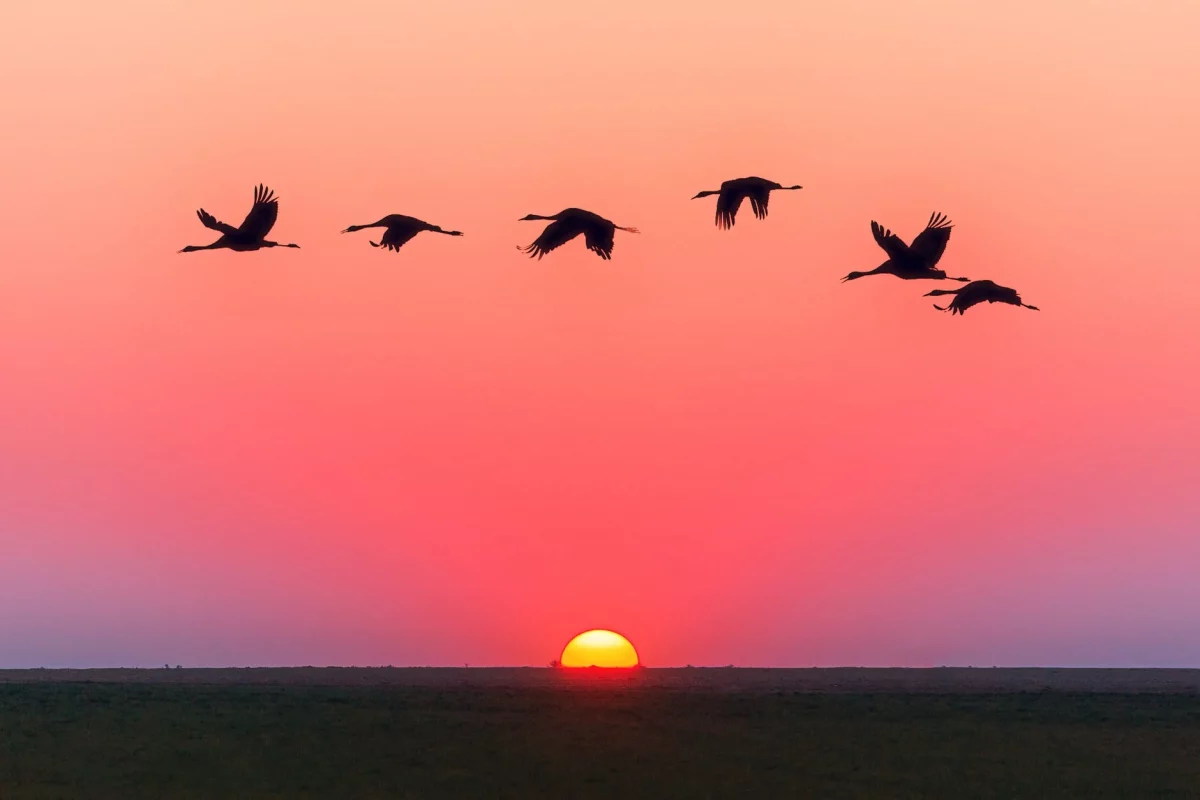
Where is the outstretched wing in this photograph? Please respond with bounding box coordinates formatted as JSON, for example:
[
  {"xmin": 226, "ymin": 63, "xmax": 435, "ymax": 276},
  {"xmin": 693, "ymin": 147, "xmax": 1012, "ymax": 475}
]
[
  {"xmin": 373, "ymin": 224, "xmax": 421, "ymax": 252},
  {"xmin": 953, "ymin": 281, "xmax": 991, "ymax": 311},
  {"xmin": 908, "ymin": 212, "xmax": 953, "ymax": 267},
  {"xmin": 236, "ymin": 184, "xmax": 280, "ymax": 241},
  {"xmin": 584, "ymin": 222, "xmax": 616, "ymax": 260},
  {"xmin": 870, "ymin": 220, "xmax": 911, "ymax": 261},
  {"xmin": 715, "ymin": 188, "xmax": 746, "ymax": 229},
  {"xmin": 748, "ymin": 185, "xmax": 772, "ymax": 220},
  {"xmin": 196, "ymin": 209, "xmax": 237, "ymax": 236},
  {"xmin": 519, "ymin": 220, "xmax": 583, "ymax": 259}
]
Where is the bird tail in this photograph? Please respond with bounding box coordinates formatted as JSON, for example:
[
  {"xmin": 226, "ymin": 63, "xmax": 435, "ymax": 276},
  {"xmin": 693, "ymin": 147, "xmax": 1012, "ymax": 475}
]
[
  {"xmin": 1022, "ymin": 303, "xmax": 1041, "ymax": 311},
  {"xmin": 616, "ymin": 226, "xmax": 640, "ymax": 234}
]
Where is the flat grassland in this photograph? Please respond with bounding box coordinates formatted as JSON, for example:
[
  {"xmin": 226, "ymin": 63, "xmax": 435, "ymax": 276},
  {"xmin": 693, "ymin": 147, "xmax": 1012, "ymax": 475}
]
[{"xmin": 2, "ymin": 668, "xmax": 1199, "ymax": 798}]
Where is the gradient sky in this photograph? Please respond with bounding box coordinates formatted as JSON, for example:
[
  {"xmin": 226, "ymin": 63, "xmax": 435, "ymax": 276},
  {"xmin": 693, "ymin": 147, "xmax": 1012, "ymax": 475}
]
[{"xmin": 2, "ymin": 0, "xmax": 1199, "ymax": 668}]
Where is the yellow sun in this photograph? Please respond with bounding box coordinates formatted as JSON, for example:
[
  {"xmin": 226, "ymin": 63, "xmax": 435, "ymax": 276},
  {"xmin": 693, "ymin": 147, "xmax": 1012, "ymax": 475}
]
[{"xmin": 559, "ymin": 629, "xmax": 640, "ymax": 668}]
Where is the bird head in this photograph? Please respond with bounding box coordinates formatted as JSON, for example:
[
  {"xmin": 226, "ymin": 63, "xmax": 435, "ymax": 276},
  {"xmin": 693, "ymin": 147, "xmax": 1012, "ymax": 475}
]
[{"xmin": 519, "ymin": 214, "xmax": 546, "ymax": 222}]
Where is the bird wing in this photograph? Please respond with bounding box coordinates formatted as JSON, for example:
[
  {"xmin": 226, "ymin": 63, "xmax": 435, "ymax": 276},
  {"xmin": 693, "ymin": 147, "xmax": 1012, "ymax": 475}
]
[
  {"xmin": 870, "ymin": 221, "xmax": 911, "ymax": 261},
  {"xmin": 584, "ymin": 223, "xmax": 616, "ymax": 260},
  {"xmin": 748, "ymin": 185, "xmax": 771, "ymax": 220},
  {"xmin": 984, "ymin": 282, "xmax": 1023, "ymax": 306},
  {"xmin": 376, "ymin": 224, "xmax": 421, "ymax": 251},
  {"xmin": 196, "ymin": 209, "xmax": 238, "ymax": 236},
  {"xmin": 715, "ymin": 189, "xmax": 746, "ymax": 229},
  {"xmin": 519, "ymin": 219, "xmax": 582, "ymax": 259},
  {"xmin": 952, "ymin": 282, "xmax": 989, "ymax": 311},
  {"xmin": 235, "ymin": 184, "xmax": 280, "ymax": 241},
  {"xmin": 907, "ymin": 213, "xmax": 953, "ymax": 267}
]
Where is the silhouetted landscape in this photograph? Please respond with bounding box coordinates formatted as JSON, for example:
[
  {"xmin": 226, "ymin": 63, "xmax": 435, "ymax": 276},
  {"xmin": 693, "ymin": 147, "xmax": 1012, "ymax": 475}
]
[{"xmin": 3, "ymin": 668, "xmax": 1199, "ymax": 798}]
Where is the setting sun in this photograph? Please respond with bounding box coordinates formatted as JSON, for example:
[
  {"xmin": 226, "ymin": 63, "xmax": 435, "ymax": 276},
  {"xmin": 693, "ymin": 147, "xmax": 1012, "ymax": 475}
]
[{"xmin": 559, "ymin": 630, "xmax": 640, "ymax": 668}]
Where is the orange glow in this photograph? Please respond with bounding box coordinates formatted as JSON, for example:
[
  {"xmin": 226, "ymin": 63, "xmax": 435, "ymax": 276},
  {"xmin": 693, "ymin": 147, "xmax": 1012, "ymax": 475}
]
[{"xmin": 559, "ymin": 630, "xmax": 640, "ymax": 668}]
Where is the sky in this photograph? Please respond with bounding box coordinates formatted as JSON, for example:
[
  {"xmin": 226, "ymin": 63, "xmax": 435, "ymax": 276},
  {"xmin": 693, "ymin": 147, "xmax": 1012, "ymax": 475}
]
[{"xmin": 1, "ymin": 0, "xmax": 1198, "ymax": 668}]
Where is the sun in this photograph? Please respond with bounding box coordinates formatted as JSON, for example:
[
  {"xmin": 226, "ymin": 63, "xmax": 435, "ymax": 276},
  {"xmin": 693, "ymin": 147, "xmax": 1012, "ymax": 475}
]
[{"xmin": 559, "ymin": 629, "xmax": 640, "ymax": 668}]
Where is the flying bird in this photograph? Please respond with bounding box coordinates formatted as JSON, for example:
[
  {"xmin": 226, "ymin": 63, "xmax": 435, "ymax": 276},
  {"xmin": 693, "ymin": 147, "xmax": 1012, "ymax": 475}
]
[
  {"xmin": 342, "ymin": 215, "xmax": 463, "ymax": 251},
  {"xmin": 841, "ymin": 212, "xmax": 968, "ymax": 283},
  {"xmin": 691, "ymin": 177, "xmax": 803, "ymax": 229},
  {"xmin": 517, "ymin": 208, "xmax": 639, "ymax": 261},
  {"xmin": 178, "ymin": 184, "xmax": 300, "ymax": 253},
  {"xmin": 924, "ymin": 280, "xmax": 1040, "ymax": 315}
]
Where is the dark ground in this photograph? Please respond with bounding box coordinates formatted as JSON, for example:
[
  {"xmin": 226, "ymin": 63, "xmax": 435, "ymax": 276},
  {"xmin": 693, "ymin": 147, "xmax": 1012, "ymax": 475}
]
[{"xmin": 2, "ymin": 668, "xmax": 1199, "ymax": 799}]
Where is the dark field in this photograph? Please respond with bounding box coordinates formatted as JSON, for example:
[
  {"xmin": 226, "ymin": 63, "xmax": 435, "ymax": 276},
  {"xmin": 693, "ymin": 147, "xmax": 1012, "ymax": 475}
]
[{"xmin": 2, "ymin": 669, "xmax": 1199, "ymax": 799}]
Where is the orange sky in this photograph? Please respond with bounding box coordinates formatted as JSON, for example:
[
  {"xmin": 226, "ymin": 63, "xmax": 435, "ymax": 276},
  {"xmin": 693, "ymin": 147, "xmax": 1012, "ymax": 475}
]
[{"xmin": 1, "ymin": 0, "xmax": 1199, "ymax": 667}]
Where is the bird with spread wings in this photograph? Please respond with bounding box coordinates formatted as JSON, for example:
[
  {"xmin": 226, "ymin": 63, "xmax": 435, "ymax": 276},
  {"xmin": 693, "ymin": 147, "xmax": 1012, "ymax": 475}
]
[
  {"xmin": 841, "ymin": 212, "xmax": 968, "ymax": 282},
  {"xmin": 691, "ymin": 176, "xmax": 803, "ymax": 230},
  {"xmin": 925, "ymin": 279, "xmax": 1040, "ymax": 315},
  {"xmin": 517, "ymin": 208, "xmax": 639, "ymax": 261},
  {"xmin": 179, "ymin": 184, "xmax": 300, "ymax": 253},
  {"xmin": 342, "ymin": 214, "xmax": 463, "ymax": 252}
]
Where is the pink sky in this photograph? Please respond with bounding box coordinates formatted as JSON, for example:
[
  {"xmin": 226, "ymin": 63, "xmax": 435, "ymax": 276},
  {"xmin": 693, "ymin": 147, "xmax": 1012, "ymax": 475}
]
[{"xmin": 1, "ymin": 0, "xmax": 1199, "ymax": 667}]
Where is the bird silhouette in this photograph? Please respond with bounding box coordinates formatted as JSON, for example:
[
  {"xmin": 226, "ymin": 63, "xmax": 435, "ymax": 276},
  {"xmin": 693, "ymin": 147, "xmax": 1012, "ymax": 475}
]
[
  {"xmin": 924, "ymin": 280, "xmax": 1040, "ymax": 315},
  {"xmin": 841, "ymin": 212, "xmax": 968, "ymax": 283},
  {"xmin": 517, "ymin": 208, "xmax": 639, "ymax": 260},
  {"xmin": 342, "ymin": 215, "xmax": 463, "ymax": 251},
  {"xmin": 691, "ymin": 177, "xmax": 803, "ymax": 229},
  {"xmin": 178, "ymin": 184, "xmax": 300, "ymax": 253}
]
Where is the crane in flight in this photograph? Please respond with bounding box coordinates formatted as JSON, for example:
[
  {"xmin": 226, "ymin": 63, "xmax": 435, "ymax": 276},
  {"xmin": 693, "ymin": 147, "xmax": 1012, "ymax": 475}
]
[
  {"xmin": 517, "ymin": 208, "xmax": 639, "ymax": 261},
  {"xmin": 925, "ymin": 280, "xmax": 1040, "ymax": 315},
  {"xmin": 691, "ymin": 177, "xmax": 803, "ymax": 230},
  {"xmin": 841, "ymin": 212, "xmax": 967, "ymax": 282},
  {"xmin": 342, "ymin": 215, "xmax": 463, "ymax": 252},
  {"xmin": 178, "ymin": 184, "xmax": 300, "ymax": 253}
]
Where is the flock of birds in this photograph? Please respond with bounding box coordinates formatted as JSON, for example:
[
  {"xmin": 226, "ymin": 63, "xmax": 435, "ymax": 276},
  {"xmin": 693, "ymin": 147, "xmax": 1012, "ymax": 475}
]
[{"xmin": 179, "ymin": 177, "xmax": 1039, "ymax": 317}]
